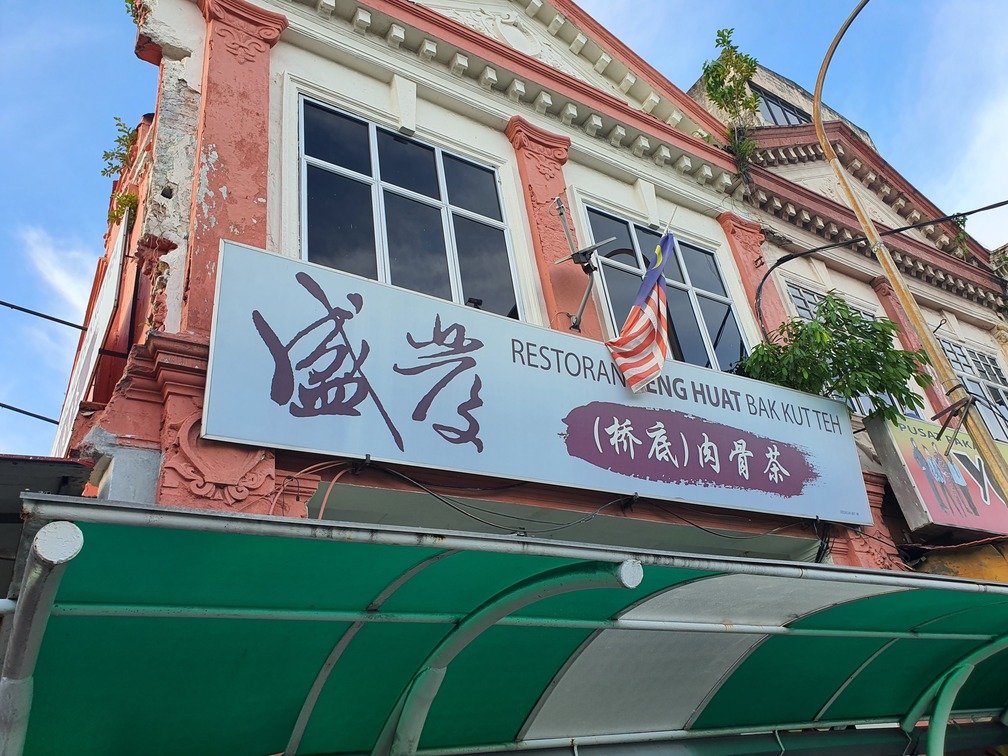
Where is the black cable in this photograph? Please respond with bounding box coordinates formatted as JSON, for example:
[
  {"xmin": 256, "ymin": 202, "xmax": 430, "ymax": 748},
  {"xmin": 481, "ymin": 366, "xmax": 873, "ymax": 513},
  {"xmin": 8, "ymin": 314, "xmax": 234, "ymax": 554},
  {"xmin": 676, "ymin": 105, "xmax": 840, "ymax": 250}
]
[
  {"xmin": 651, "ymin": 500, "xmax": 800, "ymax": 540},
  {"xmin": 754, "ymin": 197, "xmax": 1008, "ymax": 339},
  {"xmin": 1, "ymin": 299, "xmax": 84, "ymax": 330},
  {"xmin": 373, "ymin": 463, "xmax": 632, "ymax": 535},
  {"xmin": 374, "ymin": 465, "xmax": 518, "ymax": 532},
  {"xmin": 0, "ymin": 402, "xmax": 58, "ymax": 425}
]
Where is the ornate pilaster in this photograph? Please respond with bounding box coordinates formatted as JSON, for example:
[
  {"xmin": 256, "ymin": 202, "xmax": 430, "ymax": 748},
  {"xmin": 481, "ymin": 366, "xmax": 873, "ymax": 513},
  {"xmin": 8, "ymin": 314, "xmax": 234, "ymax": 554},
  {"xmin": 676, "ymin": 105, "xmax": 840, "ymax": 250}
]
[
  {"xmin": 871, "ymin": 275, "xmax": 948, "ymax": 414},
  {"xmin": 505, "ymin": 116, "xmax": 602, "ymax": 338},
  {"xmin": 716, "ymin": 213, "xmax": 789, "ymax": 335},
  {"xmin": 183, "ymin": 0, "xmax": 288, "ymax": 334}
]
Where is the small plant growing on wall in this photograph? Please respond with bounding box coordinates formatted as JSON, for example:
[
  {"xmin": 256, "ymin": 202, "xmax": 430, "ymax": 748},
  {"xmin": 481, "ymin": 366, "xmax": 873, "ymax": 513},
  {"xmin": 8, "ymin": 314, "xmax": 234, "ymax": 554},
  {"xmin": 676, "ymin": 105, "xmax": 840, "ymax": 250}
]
[
  {"xmin": 101, "ymin": 117, "xmax": 138, "ymax": 179},
  {"xmin": 951, "ymin": 214, "xmax": 972, "ymax": 261},
  {"xmin": 125, "ymin": 0, "xmax": 140, "ymax": 24},
  {"xmin": 102, "ymin": 117, "xmax": 139, "ymax": 229},
  {"xmin": 736, "ymin": 294, "xmax": 933, "ymax": 425},
  {"xmin": 108, "ymin": 192, "xmax": 138, "ymax": 228},
  {"xmin": 702, "ymin": 28, "xmax": 761, "ymax": 184}
]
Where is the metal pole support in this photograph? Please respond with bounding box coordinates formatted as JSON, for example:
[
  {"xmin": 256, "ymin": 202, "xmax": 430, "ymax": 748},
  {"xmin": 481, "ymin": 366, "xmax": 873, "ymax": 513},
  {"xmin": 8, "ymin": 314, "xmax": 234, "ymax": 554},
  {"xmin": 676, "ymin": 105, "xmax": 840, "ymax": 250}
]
[{"xmin": 0, "ymin": 521, "xmax": 84, "ymax": 756}]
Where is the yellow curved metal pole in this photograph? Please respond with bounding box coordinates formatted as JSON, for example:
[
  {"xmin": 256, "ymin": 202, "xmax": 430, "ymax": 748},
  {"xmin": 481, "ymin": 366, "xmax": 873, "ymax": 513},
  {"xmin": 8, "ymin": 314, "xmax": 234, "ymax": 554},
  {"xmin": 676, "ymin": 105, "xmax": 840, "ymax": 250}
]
[{"xmin": 812, "ymin": 0, "xmax": 1008, "ymax": 505}]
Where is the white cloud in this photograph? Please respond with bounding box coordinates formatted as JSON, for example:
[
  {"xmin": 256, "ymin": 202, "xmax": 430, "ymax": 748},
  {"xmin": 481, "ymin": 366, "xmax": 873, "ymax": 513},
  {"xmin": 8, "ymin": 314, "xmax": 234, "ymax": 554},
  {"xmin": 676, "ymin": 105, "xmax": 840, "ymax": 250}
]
[
  {"xmin": 910, "ymin": 3, "xmax": 1008, "ymax": 251},
  {"xmin": 940, "ymin": 91, "xmax": 1008, "ymax": 250},
  {"xmin": 17, "ymin": 226, "xmax": 99, "ymax": 320}
]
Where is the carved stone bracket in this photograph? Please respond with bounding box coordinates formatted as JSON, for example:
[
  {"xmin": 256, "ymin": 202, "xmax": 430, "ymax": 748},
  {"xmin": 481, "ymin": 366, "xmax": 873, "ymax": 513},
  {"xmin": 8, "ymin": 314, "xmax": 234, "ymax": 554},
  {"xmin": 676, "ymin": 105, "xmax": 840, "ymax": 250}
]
[
  {"xmin": 716, "ymin": 212, "xmax": 788, "ymax": 334},
  {"xmin": 161, "ymin": 409, "xmax": 275, "ymax": 508},
  {"xmin": 146, "ymin": 332, "xmax": 277, "ymax": 512},
  {"xmin": 505, "ymin": 116, "xmax": 602, "ymax": 337},
  {"xmin": 199, "ymin": 0, "xmax": 287, "ymax": 64}
]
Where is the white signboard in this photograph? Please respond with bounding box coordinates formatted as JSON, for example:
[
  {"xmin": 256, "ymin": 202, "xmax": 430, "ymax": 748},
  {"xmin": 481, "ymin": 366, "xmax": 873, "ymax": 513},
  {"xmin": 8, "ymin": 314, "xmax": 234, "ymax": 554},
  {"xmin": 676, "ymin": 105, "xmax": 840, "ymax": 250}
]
[
  {"xmin": 52, "ymin": 217, "xmax": 128, "ymax": 456},
  {"xmin": 205, "ymin": 243, "xmax": 871, "ymax": 525}
]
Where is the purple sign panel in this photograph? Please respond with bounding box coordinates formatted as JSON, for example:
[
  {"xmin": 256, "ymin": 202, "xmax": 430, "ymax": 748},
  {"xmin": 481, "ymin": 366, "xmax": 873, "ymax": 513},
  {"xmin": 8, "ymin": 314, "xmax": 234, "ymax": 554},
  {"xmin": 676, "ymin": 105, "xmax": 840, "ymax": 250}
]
[{"xmin": 204, "ymin": 243, "xmax": 871, "ymax": 525}]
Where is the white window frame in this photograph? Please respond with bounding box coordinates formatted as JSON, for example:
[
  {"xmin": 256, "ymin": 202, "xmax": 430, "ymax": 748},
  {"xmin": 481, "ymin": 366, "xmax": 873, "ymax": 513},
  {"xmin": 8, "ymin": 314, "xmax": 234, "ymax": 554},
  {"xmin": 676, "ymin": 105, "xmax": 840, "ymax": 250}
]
[
  {"xmin": 298, "ymin": 95, "xmax": 523, "ymax": 319},
  {"xmin": 939, "ymin": 338, "xmax": 1008, "ymax": 442},
  {"xmin": 583, "ymin": 204, "xmax": 747, "ymax": 372}
]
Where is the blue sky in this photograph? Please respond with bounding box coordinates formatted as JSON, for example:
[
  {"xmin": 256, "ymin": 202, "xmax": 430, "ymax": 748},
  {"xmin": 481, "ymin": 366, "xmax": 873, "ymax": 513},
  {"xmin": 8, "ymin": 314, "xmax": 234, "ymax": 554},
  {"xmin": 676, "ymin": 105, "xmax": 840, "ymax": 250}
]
[{"xmin": 2, "ymin": 0, "xmax": 1006, "ymax": 456}]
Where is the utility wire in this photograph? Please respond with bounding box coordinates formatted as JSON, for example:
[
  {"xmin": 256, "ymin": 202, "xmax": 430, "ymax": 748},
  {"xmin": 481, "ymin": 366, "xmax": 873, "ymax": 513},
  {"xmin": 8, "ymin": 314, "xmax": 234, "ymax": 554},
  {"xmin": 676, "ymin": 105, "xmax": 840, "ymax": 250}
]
[
  {"xmin": 1, "ymin": 299, "xmax": 84, "ymax": 331},
  {"xmin": 754, "ymin": 197, "xmax": 1008, "ymax": 339},
  {"xmin": 0, "ymin": 402, "xmax": 58, "ymax": 425}
]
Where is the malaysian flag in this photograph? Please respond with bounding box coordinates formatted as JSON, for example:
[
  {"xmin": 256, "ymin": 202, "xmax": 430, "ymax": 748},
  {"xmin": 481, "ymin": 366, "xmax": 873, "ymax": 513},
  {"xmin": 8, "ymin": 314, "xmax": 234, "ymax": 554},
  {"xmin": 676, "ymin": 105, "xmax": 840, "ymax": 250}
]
[{"xmin": 605, "ymin": 234, "xmax": 674, "ymax": 392}]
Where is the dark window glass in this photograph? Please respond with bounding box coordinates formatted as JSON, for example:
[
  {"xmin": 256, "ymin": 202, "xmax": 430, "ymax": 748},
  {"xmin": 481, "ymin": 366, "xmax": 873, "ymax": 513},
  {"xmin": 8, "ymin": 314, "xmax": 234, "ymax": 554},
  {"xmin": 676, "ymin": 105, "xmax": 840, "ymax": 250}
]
[
  {"xmin": 444, "ymin": 155, "xmax": 502, "ymax": 221},
  {"xmin": 377, "ymin": 130, "xmax": 440, "ymax": 199},
  {"xmin": 599, "ymin": 263, "xmax": 643, "ymax": 329},
  {"xmin": 453, "ymin": 216, "xmax": 516, "ymax": 318},
  {"xmin": 766, "ymin": 99, "xmax": 787, "ymax": 126},
  {"xmin": 667, "ymin": 287, "xmax": 710, "ymax": 368},
  {"xmin": 587, "ymin": 209, "xmax": 637, "ymax": 264},
  {"xmin": 383, "ymin": 192, "xmax": 451, "ymax": 301},
  {"xmin": 306, "ymin": 166, "xmax": 376, "ymax": 280},
  {"xmin": 698, "ymin": 295, "xmax": 746, "ymax": 371},
  {"xmin": 303, "ymin": 102, "xmax": 371, "ymax": 176},
  {"xmin": 635, "ymin": 226, "xmax": 684, "ymax": 283},
  {"xmin": 750, "ymin": 83, "xmax": 811, "ymax": 127},
  {"xmin": 681, "ymin": 244, "xmax": 727, "ymax": 296}
]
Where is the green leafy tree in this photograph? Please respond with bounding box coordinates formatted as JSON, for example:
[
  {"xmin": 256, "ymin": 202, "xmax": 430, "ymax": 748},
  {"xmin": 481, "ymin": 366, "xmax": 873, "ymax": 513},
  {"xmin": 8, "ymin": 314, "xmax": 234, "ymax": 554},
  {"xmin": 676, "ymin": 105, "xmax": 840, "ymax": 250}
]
[
  {"xmin": 737, "ymin": 294, "xmax": 933, "ymax": 425},
  {"xmin": 701, "ymin": 29, "xmax": 761, "ymax": 183}
]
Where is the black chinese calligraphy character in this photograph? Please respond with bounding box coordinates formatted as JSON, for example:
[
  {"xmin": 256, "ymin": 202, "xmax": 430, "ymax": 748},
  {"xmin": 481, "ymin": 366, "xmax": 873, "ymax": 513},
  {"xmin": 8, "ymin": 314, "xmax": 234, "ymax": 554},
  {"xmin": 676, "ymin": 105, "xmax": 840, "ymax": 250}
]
[
  {"xmin": 252, "ymin": 271, "xmax": 404, "ymax": 451},
  {"xmin": 394, "ymin": 315, "xmax": 485, "ymax": 451}
]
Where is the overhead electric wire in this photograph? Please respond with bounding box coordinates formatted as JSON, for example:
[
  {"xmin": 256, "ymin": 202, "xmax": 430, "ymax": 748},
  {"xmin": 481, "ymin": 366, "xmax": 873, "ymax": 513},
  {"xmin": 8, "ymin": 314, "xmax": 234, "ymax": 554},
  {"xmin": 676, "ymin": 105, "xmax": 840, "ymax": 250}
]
[
  {"xmin": 1, "ymin": 298, "xmax": 85, "ymax": 331},
  {"xmin": 0, "ymin": 402, "xmax": 58, "ymax": 425},
  {"xmin": 754, "ymin": 197, "xmax": 1008, "ymax": 339}
]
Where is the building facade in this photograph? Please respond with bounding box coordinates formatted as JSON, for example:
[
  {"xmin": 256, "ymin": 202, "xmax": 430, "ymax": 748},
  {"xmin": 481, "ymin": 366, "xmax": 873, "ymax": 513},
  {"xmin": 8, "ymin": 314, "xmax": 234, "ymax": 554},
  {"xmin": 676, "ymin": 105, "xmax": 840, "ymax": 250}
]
[{"xmin": 5, "ymin": 1, "xmax": 1008, "ymax": 754}]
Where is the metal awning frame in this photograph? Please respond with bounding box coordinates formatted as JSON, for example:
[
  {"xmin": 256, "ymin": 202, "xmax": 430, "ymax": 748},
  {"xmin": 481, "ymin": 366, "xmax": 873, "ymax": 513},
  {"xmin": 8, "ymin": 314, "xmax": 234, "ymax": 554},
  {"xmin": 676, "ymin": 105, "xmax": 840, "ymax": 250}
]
[{"xmin": 5, "ymin": 493, "xmax": 1008, "ymax": 755}]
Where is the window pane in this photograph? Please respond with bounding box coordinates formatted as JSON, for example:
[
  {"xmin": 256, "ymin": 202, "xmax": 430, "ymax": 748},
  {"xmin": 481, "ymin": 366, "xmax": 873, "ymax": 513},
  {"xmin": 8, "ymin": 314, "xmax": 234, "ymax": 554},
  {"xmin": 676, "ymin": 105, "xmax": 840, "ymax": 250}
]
[
  {"xmin": 303, "ymin": 102, "xmax": 371, "ymax": 176},
  {"xmin": 767, "ymin": 99, "xmax": 787, "ymax": 126},
  {"xmin": 698, "ymin": 295, "xmax": 746, "ymax": 371},
  {"xmin": 757, "ymin": 96, "xmax": 774, "ymax": 124},
  {"xmin": 941, "ymin": 340, "xmax": 973, "ymax": 375},
  {"xmin": 306, "ymin": 166, "xmax": 376, "ymax": 280},
  {"xmin": 786, "ymin": 283, "xmax": 822, "ymax": 320},
  {"xmin": 587, "ymin": 209, "xmax": 637, "ymax": 268},
  {"xmin": 444, "ymin": 155, "xmax": 502, "ymax": 221},
  {"xmin": 453, "ymin": 216, "xmax": 517, "ymax": 318},
  {"xmin": 972, "ymin": 350, "xmax": 1007, "ymax": 384},
  {"xmin": 599, "ymin": 263, "xmax": 642, "ymax": 330},
  {"xmin": 681, "ymin": 244, "xmax": 727, "ymax": 296},
  {"xmin": 377, "ymin": 130, "xmax": 440, "ymax": 199},
  {"xmin": 635, "ymin": 227, "xmax": 684, "ymax": 283},
  {"xmin": 966, "ymin": 379, "xmax": 1008, "ymax": 442},
  {"xmin": 667, "ymin": 287, "xmax": 709, "ymax": 368},
  {"xmin": 384, "ymin": 192, "xmax": 451, "ymax": 301}
]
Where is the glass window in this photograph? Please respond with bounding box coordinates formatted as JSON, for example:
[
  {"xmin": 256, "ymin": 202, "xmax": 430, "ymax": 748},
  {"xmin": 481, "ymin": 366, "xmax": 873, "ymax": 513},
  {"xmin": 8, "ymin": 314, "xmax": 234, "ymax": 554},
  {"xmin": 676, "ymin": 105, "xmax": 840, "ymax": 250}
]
[
  {"xmin": 749, "ymin": 83, "xmax": 812, "ymax": 127},
  {"xmin": 939, "ymin": 339, "xmax": 1008, "ymax": 442},
  {"xmin": 586, "ymin": 207, "xmax": 746, "ymax": 372},
  {"xmin": 300, "ymin": 97, "xmax": 520, "ymax": 319}
]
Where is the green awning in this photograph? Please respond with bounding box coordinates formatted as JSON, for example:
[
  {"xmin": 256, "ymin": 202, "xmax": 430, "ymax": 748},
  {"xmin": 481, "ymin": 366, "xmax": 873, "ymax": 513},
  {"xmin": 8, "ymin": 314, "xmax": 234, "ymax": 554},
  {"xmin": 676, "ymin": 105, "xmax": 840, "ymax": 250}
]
[{"xmin": 6, "ymin": 494, "xmax": 1008, "ymax": 755}]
